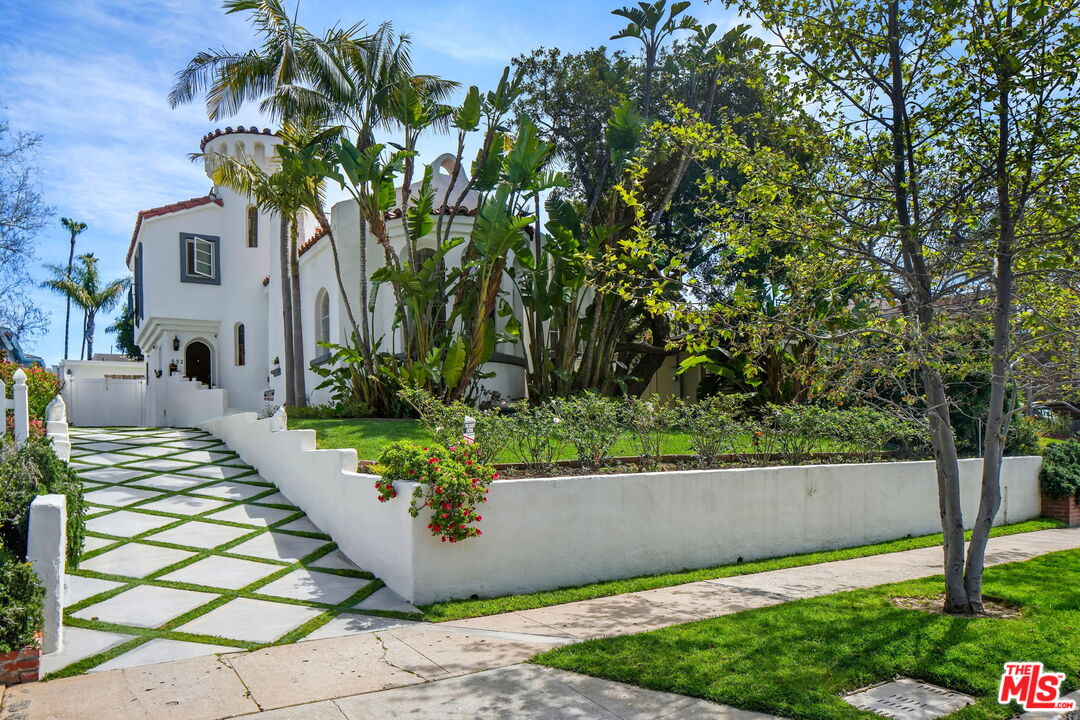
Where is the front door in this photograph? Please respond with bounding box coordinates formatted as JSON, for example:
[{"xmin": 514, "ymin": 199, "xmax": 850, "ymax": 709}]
[{"xmin": 185, "ymin": 341, "xmax": 212, "ymax": 387}]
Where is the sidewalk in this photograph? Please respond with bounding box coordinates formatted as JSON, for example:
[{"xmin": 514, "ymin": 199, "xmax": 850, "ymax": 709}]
[{"xmin": 3, "ymin": 525, "xmax": 1079, "ymax": 720}]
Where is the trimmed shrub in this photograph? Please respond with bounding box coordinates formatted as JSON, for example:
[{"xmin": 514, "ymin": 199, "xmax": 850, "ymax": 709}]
[
  {"xmin": 507, "ymin": 404, "xmax": 567, "ymax": 473},
  {"xmin": 624, "ymin": 397, "xmax": 681, "ymax": 471},
  {"xmin": 0, "ymin": 549, "xmax": 44, "ymax": 653},
  {"xmin": 286, "ymin": 400, "xmax": 375, "ymax": 419},
  {"xmin": 1005, "ymin": 415, "xmax": 1041, "ymax": 456},
  {"xmin": 554, "ymin": 393, "xmax": 623, "ymax": 471},
  {"xmin": 399, "ymin": 386, "xmax": 471, "ymax": 448},
  {"xmin": 681, "ymin": 395, "xmax": 747, "ymax": 468},
  {"xmin": 1040, "ymin": 440, "xmax": 1080, "ymax": 500},
  {"xmin": 0, "ymin": 436, "xmax": 85, "ymax": 566}
]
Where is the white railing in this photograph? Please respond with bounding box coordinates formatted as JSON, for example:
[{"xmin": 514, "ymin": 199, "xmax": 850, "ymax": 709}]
[{"xmin": 1, "ymin": 368, "xmax": 30, "ymax": 446}]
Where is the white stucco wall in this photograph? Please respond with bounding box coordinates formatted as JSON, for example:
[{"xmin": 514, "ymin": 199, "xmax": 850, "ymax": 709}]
[
  {"xmin": 164, "ymin": 376, "xmax": 227, "ymax": 427},
  {"xmin": 131, "ymin": 132, "xmax": 277, "ymax": 414},
  {"xmin": 59, "ymin": 359, "xmax": 145, "ymax": 381},
  {"xmin": 199, "ymin": 411, "xmax": 1044, "ymax": 604}
]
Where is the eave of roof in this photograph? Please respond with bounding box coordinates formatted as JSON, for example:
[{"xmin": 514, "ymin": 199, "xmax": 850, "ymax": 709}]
[{"xmin": 127, "ymin": 195, "xmax": 223, "ymax": 266}]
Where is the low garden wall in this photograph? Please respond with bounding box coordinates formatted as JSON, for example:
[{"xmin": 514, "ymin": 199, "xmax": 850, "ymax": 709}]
[{"xmin": 200, "ymin": 411, "xmax": 1043, "ymax": 604}]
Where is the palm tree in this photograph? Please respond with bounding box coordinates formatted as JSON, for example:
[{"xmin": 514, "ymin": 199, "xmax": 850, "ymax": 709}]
[
  {"xmin": 610, "ymin": 0, "xmax": 699, "ymax": 116},
  {"xmin": 41, "ymin": 254, "xmax": 127, "ymax": 360},
  {"xmin": 59, "ymin": 217, "xmax": 88, "ymax": 359},
  {"xmin": 169, "ymin": 0, "xmax": 372, "ymax": 407},
  {"xmin": 170, "ymin": 5, "xmax": 455, "ymax": 362},
  {"xmin": 203, "ymin": 142, "xmax": 309, "ymax": 406}
]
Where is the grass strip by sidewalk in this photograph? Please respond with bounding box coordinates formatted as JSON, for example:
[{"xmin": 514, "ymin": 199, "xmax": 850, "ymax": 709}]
[
  {"xmin": 534, "ymin": 548, "xmax": 1080, "ymax": 720},
  {"xmin": 420, "ymin": 519, "xmax": 1063, "ymax": 622}
]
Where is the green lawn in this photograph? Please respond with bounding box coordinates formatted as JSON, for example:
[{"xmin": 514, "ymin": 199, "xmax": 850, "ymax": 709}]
[
  {"xmin": 287, "ymin": 417, "xmax": 700, "ymax": 462},
  {"xmin": 420, "ymin": 519, "xmax": 1061, "ymax": 622},
  {"xmin": 535, "ymin": 548, "xmax": 1080, "ymax": 720}
]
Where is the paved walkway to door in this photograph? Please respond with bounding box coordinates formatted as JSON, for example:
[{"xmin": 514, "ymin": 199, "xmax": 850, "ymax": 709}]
[{"xmin": 45, "ymin": 426, "xmax": 418, "ymax": 676}]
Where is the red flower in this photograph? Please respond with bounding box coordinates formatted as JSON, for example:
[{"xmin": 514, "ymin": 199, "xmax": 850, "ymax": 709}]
[{"xmin": 475, "ymin": 515, "xmax": 482, "ymax": 521}]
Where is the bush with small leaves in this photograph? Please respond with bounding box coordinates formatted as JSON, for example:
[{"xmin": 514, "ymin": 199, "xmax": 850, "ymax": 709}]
[
  {"xmin": 474, "ymin": 410, "xmax": 514, "ymax": 464},
  {"xmin": 624, "ymin": 396, "xmax": 681, "ymax": 471},
  {"xmin": 553, "ymin": 393, "xmax": 623, "ymax": 471},
  {"xmin": 682, "ymin": 395, "xmax": 746, "ymax": 468},
  {"xmin": 508, "ymin": 404, "xmax": 567, "ymax": 474},
  {"xmin": 1040, "ymin": 440, "xmax": 1080, "ymax": 500},
  {"xmin": 0, "ymin": 435, "xmax": 85, "ymax": 566},
  {"xmin": 398, "ymin": 386, "xmax": 472, "ymax": 448},
  {"xmin": 0, "ymin": 549, "xmax": 44, "ymax": 653}
]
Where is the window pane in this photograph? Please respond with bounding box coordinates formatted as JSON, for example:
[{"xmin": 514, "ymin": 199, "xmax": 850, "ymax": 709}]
[{"xmin": 193, "ymin": 238, "xmax": 214, "ymax": 277}]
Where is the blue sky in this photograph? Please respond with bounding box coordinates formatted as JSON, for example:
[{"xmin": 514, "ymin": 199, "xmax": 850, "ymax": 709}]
[{"xmin": 0, "ymin": 0, "xmax": 739, "ymax": 365}]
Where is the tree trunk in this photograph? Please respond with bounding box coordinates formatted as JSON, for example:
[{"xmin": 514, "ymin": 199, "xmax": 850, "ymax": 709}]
[
  {"xmin": 312, "ymin": 207, "xmax": 361, "ymax": 344},
  {"xmin": 85, "ymin": 311, "xmax": 95, "ymax": 360},
  {"xmin": 886, "ymin": 0, "xmax": 970, "ymax": 613},
  {"xmin": 278, "ymin": 213, "xmax": 296, "ymax": 407},
  {"xmin": 64, "ymin": 237, "xmax": 75, "ymax": 360},
  {"xmin": 965, "ymin": 37, "xmax": 1016, "ymax": 612},
  {"xmin": 81, "ymin": 309, "xmax": 88, "ymax": 361},
  {"xmin": 358, "ymin": 214, "xmax": 372, "ymax": 371},
  {"xmin": 924, "ymin": 368, "xmax": 970, "ymax": 613},
  {"xmin": 289, "ymin": 216, "xmax": 307, "ymax": 407}
]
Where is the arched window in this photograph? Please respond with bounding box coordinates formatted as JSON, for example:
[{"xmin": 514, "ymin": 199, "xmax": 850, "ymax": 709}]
[
  {"xmin": 235, "ymin": 323, "xmax": 246, "ymax": 366},
  {"xmin": 246, "ymin": 206, "xmax": 258, "ymax": 247},
  {"xmin": 316, "ymin": 290, "xmax": 331, "ymax": 347}
]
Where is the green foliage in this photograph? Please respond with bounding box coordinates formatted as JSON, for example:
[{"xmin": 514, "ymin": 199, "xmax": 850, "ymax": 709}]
[
  {"xmin": 508, "ymin": 404, "xmax": 567, "ymax": 473},
  {"xmin": 40, "ymin": 253, "xmax": 127, "ymax": 360},
  {"xmin": 624, "ymin": 396, "xmax": 681, "ymax": 471},
  {"xmin": 0, "ymin": 363, "xmax": 63, "ymax": 420},
  {"xmin": 1040, "ymin": 440, "xmax": 1080, "ymax": 500},
  {"xmin": 398, "ymin": 386, "xmax": 471, "ymax": 448},
  {"xmin": 553, "ymin": 393, "xmax": 623, "ymax": 471},
  {"xmin": 473, "ymin": 410, "xmax": 515, "ymax": 465},
  {"xmin": 105, "ymin": 298, "xmax": 142, "ymax": 360},
  {"xmin": 285, "ymin": 401, "xmax": 375, "ymax": 420},
  {"xmin": 680, "ymin": 394, "xmax": 747, "ymax": 467},
  {"xmin": 376, "ymin": 441, "xmax": 496, "ymax": 543},
  {"xmin": 1005, "ymin": 416, "xmax": 1041, "ymax": 457},
  {"xmin": 0, "ymin": 549, "xmax": 44, "ymax": 652},
  {"xmin": 0, "ymin": 435, "xmax": 85, "ymax": 566}
]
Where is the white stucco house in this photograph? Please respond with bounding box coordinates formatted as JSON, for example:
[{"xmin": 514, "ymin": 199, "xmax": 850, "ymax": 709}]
[{"xmin": 126, "ymin": 126, "xmax": 527, "ymax": 421}]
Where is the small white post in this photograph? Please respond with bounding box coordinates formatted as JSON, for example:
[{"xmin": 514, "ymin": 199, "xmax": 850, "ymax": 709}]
[
  {"xmin": 13, "ymin": 368, "xmax": 29, "ymax": 447},
  {"xmin": 463, "ymin": 415, "xmax": 476, "ymax": 444},
  {"xmin": 45, "ymin": 395, "xmax": 71, "ymax": 461},
  {"xmin": 28, "ymin": 494, "xmax": 66, "ymax": 655}
]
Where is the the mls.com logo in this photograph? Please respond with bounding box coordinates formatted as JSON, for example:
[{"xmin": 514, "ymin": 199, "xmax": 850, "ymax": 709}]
[{"xmin": 998, "ymin": 662, "xmax": 1077, "ymax": 712}]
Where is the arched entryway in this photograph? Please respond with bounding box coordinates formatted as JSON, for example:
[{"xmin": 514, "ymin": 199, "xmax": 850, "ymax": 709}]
[{"xmin": 185, "ymin": 341, "xmax": 212, "ymax": 387}]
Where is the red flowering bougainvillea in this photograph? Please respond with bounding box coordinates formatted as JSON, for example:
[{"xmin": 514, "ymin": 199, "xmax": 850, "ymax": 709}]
[
  {"xmin": 376, "ymin": 441, "xmax": 496, "ymax": 543},
  {"xmin": 0, "ymin": 364, "xmax": 63, "ymax": 420}
]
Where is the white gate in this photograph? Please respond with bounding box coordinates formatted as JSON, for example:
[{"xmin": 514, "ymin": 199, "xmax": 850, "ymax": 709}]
[{"xmin": 65, "ymin": 378, "xmax": 147, "ymax": 427}]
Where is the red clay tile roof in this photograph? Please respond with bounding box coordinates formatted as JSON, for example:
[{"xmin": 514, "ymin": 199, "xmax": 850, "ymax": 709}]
[
  {"xmin": 200, "ymin": 126, "xmax": 276, "ymax": 152},
  {"xmin": 127, "ymin": 195, "xmax": 224, "ymax": 266},
  {"xmin": 297, "ymin": 227, "xmax": 329, "ymax": 257}
]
